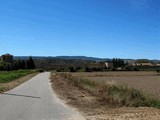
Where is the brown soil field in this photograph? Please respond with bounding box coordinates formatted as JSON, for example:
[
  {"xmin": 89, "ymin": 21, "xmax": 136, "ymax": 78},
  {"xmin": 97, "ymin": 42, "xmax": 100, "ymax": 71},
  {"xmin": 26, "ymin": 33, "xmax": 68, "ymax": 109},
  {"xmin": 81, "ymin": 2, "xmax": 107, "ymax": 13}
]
[
  {"xmin": 71, "ymin": 71, "xmax": 160, "ymax": 98},
  {"xmin": 51, "ymin": 72, "xmax": 160, "ymax": 120}
]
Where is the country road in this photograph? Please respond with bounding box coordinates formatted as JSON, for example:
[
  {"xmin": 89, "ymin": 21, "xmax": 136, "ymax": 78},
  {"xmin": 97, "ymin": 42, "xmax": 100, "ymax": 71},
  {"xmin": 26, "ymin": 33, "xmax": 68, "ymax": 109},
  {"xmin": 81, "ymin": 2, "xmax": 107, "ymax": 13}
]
[{"xmin": 0, "ymin": 72, "xmax": 85, "ymax": 120}]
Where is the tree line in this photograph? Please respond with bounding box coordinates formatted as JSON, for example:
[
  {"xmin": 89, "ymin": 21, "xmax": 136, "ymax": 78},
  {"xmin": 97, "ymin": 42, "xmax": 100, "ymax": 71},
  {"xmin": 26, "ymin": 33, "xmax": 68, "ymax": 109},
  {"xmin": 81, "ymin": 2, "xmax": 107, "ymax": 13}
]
[
  {"xmin": 0, "ymin": 56, "xmax": 35, "ymax": 71},
  {"xmin": 106, "ymin": 58, "xmax": 125, "ymax": 68}
]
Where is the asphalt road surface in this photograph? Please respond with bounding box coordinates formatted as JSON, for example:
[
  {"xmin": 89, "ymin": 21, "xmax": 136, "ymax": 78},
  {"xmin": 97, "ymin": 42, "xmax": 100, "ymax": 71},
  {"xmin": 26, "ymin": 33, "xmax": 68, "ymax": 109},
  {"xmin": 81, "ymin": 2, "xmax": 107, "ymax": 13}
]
[{"xmin": 0, "ymin": 72, "xmax": 85, "ymax": 120}]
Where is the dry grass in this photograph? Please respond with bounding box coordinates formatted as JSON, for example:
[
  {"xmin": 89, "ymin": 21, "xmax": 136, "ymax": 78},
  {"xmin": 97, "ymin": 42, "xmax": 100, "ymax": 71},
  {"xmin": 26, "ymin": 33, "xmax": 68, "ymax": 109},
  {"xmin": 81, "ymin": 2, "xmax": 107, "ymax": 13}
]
[
  {"xmin": 71, "ymin": 71, "xmax": 159, "ymax": 77},
  {"xmin": 60, "ymin": 72, "xmax": 160, "ymax": 108},
  {"xmin": 51, "ymin": 72, "xmax": 160, "ymax": 120},
  {"xmin": 71, "ymin": 71, "xmax": 160, "ymax": 98},
  {"xmin": 51, "ymin": 73, "xmax": 103, "ymax": 116}
]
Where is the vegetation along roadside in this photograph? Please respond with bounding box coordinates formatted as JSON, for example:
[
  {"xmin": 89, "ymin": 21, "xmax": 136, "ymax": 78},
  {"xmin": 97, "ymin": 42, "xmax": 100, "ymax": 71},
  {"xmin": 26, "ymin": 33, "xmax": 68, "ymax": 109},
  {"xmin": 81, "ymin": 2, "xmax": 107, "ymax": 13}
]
[
  {"xmin": 51, "ymin": 72, "xmax": 160, "ymax": 119},
  {"xmin": 0, "ymin": 70, "xmax": 39, "ymax": 93}
]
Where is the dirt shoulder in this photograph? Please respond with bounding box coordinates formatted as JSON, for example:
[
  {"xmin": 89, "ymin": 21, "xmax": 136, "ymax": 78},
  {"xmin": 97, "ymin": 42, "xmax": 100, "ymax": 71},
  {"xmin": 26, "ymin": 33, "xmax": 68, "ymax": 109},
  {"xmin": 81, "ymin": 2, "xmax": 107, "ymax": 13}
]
[
  {"xmin": 0, "ymin": 72, "xmax": 38, "ymax": 93},
  {"xmin": 51, "ymin": 73, "xmax": 160, "ymax": 120}
]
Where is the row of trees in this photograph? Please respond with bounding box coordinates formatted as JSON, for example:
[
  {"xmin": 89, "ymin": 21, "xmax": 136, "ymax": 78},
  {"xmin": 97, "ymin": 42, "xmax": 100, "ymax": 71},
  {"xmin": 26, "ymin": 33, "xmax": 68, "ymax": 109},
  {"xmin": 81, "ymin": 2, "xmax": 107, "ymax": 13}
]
[
  {"xmin": 0, "ymin": 56, "xmax": 35, "ymax": 71},
  {"xmin": 112, "ymin": 58, "xmax": 125, "ymax": 68},
  {"xmin": 56, "ymin": 66, "xmax": 104, "ymax": 72},
  {"xmin": 107, "ymin": 58, "xmax": 125, "ymax": 68}
]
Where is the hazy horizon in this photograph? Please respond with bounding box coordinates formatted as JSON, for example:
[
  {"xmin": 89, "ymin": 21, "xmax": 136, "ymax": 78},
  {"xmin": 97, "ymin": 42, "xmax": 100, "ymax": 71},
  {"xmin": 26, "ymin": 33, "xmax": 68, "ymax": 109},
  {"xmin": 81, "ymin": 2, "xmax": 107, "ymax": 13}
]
[{"xmin": 9, "ymin": 55, "xmax": 159, "ymax": 60}]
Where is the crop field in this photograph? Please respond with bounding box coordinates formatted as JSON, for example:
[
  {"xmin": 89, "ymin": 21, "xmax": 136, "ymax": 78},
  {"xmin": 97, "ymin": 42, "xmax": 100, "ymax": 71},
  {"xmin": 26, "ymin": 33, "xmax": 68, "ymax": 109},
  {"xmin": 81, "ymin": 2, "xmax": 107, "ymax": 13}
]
[{"xmin": 71, "ymin": 71, "xmax": 160, "ymax": 98}]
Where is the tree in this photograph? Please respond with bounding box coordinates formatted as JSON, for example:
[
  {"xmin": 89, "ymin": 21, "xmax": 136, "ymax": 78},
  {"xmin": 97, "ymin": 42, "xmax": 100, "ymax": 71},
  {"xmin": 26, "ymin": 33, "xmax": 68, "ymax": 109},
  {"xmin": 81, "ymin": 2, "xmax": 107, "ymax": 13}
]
[
  {"xmin": 112, "ymin": 58, "xmax": 124, "ymax": 68},
  {"xmin": 156, "ymin": 69, "xmax": 160, "ymax": 73},
  {"xmin": 68, "ymin": 67, "xmax": 75, "ymax": 72},
  {"xmin": 84, "ymin": 67, "xmax": 91, "ymax": 72},
  {"xmin": 21, "ymin": 60, "xmax": 26, "ymax": 69},
  {"xmin": 136, "ymin": 59, "xmax": 150, "ymax": 63},
  {"xmin": 4, "ymin": 64, "xmax": 11, "ymax": 71},
  {"xmin": 0, "ymin": 62, "xmax": 5, "ymax": 71},
  {"xmin": 13, "ymin": 59, "xmax": 27, "ymax": 70},
  {"xmin": 132, "ymin": 67, "xmax": 139, "ymax": 71},
  {"xmin": 27, "ymin": 56, "xmax": 35, "ymax": 69}
]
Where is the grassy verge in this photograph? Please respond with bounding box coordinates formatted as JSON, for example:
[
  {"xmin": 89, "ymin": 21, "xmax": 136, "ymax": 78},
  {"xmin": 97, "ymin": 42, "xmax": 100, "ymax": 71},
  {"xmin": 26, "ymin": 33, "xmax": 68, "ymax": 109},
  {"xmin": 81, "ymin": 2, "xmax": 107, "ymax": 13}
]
[
  {"xmin": 59, "ymin": 72, "xmax": 160, "ymax": 108},
  {"xmin": 0, "ymin": 70, "xmax": 38, "ymax": 92},
  {"xmin": 0, "ymin": 70, "xmax": 36, "ymax": 83}
]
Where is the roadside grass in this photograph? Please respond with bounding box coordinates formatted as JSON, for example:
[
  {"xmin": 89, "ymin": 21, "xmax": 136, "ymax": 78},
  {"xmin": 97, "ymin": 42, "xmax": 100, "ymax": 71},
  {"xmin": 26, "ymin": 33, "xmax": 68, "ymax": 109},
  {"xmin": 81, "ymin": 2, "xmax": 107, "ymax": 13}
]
[
  {"xmin": 0, "ymin": 70, "xmax": 35, "ymax": 83},
  {"xmin": 0, "ymin": 85, "xmax": 5, "ymax": 92},
  {"xmin": 0, "ymin": 70, "xmax": 38, "ymax": 93},
  {"xmin": 59, "ymin": 72, "xmax": 160, "ymax": 108}
]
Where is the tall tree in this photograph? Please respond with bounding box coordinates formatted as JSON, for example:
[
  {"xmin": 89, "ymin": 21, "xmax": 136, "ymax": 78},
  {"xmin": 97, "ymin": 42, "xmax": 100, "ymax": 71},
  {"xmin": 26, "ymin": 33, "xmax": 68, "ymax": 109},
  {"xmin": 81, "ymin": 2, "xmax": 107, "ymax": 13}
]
[
  {"xmin": 27, "ymin": 56, "xmax": 35, "ymax": 69},
  {"xmin": 112, "ymin": 58, "xmax": 124, "ymax": 68}
]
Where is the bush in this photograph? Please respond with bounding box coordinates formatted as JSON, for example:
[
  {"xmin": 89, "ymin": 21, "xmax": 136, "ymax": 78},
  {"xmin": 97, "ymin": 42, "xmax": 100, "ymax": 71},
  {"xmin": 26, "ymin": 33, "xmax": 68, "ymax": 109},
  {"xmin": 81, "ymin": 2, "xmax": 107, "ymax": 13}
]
[
  {"xmin": 38, "ymin": 69, "xmax": 44, "ymax": 72},
  {"xmin": 111, "ymin": 67, "xmax": 117, "ymax": 71},
  {"xmin": 132, "ymin": 67, "xmax": 139, "ymax": 71},
  {"xmin": 68, "ymin": 67, "xmax": 76, "ymax": 72},
  {"xmin": 156, "ymin": 69, "xmax": 160, "ymax": 73},
  {"xmin": 124, "ymin": 66, "xmax": 132, "ymax": 71},
  {"xmin": 84, "ymin": 67, "xmax": 91, "ymax": 72}
]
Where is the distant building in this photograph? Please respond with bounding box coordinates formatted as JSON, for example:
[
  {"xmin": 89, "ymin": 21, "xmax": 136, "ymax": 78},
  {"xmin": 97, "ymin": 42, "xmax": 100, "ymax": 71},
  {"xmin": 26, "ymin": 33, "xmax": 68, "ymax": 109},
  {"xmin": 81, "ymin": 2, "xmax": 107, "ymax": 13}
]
[
  {"xmin": 105, "ymin": 62, "xmax": 113, "ymax": 68},
  {"xmin": 1, "ymin": 54, "xmax": 13, "ymax": 63},
  {"xmin": 117, "ymin": 67, "xmax": 122, "ymax": 70},
  {"xmin": 156, "ymin": 63, "xmax": 160, "ymax": 66},
  {"xmin": 132, "ymin": 63, "xmax": 141, "ymax": 66},
  {"xmin": 132, "ymin": 62, "xmax": 154, "ymax": 66},
  {"xmin": 141, "ymin": 63, "xmax": 154, "ymax": 66}
]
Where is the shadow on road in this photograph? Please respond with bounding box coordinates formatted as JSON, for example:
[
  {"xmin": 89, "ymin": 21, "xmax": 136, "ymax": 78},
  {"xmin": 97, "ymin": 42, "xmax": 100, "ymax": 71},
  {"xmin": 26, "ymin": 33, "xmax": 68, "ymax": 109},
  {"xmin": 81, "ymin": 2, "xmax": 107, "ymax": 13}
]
[{"xmin": 1, "ymin": 93, "xmax": 41, "ymax": 99}]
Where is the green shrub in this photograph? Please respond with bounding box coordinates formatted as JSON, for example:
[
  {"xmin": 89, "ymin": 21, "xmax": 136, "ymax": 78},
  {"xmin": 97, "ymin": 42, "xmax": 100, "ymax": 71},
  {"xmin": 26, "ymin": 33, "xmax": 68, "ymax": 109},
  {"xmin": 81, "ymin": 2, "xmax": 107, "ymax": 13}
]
[
  {"xmin": 132, "ymin": 67, "xmax": 139, "ymax": 71},
  {"xmin": 0, "ymin": 70, "xmax": 34, "ymax": 83}
]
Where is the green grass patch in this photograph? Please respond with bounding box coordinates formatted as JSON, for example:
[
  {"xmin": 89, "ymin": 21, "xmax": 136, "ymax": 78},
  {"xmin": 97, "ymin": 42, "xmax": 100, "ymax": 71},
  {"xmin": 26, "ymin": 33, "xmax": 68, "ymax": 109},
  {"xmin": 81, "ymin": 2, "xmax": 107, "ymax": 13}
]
[
  {"xmin": 0, "ymin": 70, "xmax": 35, "ymax": 83},
  {"xmin": 0, "ymin": 85, "xmax": 5, "ymax": 92},
  {"xmin": 59, "ymin": 73, "xmax": 160, "ymax": 108}
]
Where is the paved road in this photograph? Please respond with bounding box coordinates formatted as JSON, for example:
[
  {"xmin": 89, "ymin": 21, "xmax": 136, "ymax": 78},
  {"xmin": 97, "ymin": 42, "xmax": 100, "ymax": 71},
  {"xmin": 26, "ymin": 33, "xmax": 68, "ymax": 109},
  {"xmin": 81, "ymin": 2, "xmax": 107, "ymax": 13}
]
[{"xmin": 0, "ymin": 72, "xmax": 85, "ymax": 120}]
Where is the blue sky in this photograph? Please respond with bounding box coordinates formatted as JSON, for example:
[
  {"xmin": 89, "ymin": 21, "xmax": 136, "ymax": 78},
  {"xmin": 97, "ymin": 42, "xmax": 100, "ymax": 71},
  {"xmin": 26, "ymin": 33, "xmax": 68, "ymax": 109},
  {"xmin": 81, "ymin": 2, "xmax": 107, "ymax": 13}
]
[{"xmin": 0, "ymin": 0, "xmax": 160, "ymax": 59}]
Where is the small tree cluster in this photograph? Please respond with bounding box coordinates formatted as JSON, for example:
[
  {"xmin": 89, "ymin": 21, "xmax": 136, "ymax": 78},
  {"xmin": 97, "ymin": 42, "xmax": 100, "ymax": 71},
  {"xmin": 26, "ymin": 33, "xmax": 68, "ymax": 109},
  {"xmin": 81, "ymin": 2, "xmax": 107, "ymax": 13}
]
[
  {"xmin": 0, "ymin": 56, "xmax": 35, "ymax": 71},
  {"xmin": 112, "ymin": 58, "xmax": 125, "ymax": 68}
]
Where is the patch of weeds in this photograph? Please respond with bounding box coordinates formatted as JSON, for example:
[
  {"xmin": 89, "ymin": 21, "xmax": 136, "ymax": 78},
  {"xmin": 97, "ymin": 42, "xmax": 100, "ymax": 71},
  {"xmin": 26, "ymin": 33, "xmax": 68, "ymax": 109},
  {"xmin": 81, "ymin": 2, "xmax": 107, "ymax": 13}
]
[
  {"xmin": 58, "ymin": 72, "xmax": 160, "ymax": 108},
  {"xmin": 0, "ymin": 85, "xmax": 5, "ymax": 93},
  {"xmin": 80, "ymin": 78, "xmax": 96, "ymax": 87},
  {"xmin": 60, "ymin": 73, "xmax": 96, "ymax": 87}
]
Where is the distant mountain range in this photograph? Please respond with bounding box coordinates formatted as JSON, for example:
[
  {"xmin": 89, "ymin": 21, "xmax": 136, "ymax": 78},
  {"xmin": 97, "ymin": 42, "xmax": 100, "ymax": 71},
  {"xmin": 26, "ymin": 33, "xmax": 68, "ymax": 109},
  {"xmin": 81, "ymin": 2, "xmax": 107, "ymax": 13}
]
[
  {"xmin": 13, "ymin": 56, "xmax": 160, "ymax": 63},
  {"xmin": 14, "ymin": 56, "xmax": 109, "ymax": 61},
  {"xmin": 55, "ymin": 56, "xmax": 110, "ymax": 61}
]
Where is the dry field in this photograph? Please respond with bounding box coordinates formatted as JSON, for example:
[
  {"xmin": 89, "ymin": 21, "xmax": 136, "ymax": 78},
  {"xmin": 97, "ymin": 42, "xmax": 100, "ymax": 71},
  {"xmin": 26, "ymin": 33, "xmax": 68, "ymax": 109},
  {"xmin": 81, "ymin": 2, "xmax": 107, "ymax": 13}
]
[
  {"xmin": 71, "ymin": 71, "xmax": 160, "ymax": 98},
  {"xmin": 51, "ymin": 72, "xmax": 160, "ymax": 120}
]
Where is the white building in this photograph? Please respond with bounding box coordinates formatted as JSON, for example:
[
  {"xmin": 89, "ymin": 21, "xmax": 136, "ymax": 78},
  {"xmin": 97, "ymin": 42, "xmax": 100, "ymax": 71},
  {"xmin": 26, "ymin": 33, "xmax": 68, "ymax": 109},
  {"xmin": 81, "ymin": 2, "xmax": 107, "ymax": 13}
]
[{"xmin": 105, "ymin": 62, "xmax": 113, "ymax": 68}]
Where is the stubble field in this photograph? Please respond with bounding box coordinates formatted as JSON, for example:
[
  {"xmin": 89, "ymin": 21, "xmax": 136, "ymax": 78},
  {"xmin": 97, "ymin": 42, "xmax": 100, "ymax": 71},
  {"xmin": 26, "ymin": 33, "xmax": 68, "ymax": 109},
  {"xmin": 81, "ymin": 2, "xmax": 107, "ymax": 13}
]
[{"xmin": 71, "ymin": 71, "xmax": 160, "ymax": 98}]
